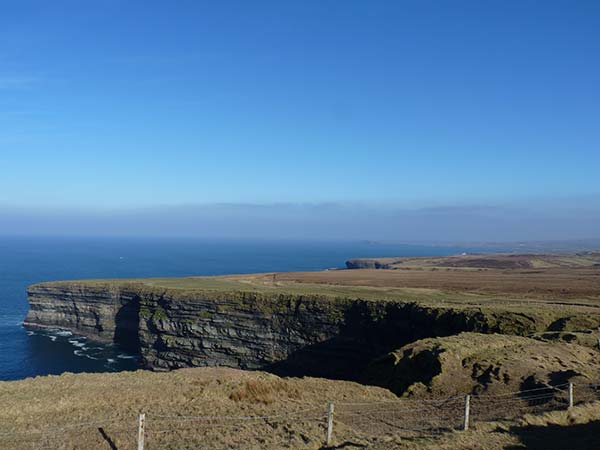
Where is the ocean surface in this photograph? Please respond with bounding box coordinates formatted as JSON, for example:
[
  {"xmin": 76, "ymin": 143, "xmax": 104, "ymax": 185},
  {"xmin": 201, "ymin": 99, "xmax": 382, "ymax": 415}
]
[{"xmin": 0, "ymin": 236, "xmax": 502, "ymax": 381}]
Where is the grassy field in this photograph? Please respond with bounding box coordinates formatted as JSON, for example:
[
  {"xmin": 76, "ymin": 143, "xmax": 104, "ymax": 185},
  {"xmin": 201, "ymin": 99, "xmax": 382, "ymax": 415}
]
[
  {"xmin": 40, "ymin": 253, "xmax": 600, "ymax": 314},
  {"xmin": 0, "ymin": 367, "xmax": 395, "ymax": 450},
  {"xmin": 45, "ymin": 251, "xmax": 600, "ymax": 293},
  {"xmin": 0, "ymin": 366, "xmax": 598, "ymax": 450},
  {"xmin": 347, "ymin": 252, "xmax": 600, "ymax": 270}
]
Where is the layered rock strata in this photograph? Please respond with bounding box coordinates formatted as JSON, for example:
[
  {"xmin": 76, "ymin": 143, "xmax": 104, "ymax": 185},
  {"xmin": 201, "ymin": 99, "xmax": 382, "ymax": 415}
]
[{"xmin": 25, "ymin": 281, "xmax": 596, "ymax": 380}]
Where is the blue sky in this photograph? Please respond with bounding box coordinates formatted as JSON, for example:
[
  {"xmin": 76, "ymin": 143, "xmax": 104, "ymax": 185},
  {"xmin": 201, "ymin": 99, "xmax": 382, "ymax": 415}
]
[{"xmin": 1, "ymin": 1, "xmax": 599, "ymax": 240}]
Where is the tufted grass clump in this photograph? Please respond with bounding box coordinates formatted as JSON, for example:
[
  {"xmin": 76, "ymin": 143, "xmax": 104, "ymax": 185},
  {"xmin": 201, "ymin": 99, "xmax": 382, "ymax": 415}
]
[{"xmin": 229, "ymin": 379, "xmax": 302, "ymax": 405}]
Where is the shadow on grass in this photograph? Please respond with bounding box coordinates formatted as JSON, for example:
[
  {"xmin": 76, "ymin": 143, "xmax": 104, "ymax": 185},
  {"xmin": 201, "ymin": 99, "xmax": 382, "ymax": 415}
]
[
  {"xmin": 98, "ymin": 427, "xmax": 118, "ymax": 450},
  {"xmin": 319, "ymin": 442, "xmax": 367, "ymax": 449},
  {"xmin": 505, "ymin": 420, "xmax": 600, "ymax": 450}
]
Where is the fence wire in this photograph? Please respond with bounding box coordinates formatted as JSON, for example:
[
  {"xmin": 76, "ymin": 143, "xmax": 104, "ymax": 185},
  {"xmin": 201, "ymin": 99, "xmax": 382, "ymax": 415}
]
[{"xmin": 0, "ymin": 382, "xmax": 598, "ymax": 449}]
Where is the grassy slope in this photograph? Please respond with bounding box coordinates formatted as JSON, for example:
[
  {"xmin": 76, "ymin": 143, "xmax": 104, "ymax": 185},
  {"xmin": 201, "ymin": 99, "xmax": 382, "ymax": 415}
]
[
  {"xmin": 0, "ymin": 367, "xmax": 598, "ymax": 450},
  {"xmin": 366, "ymin": 332, "xmax": 600, "ymax": 397},
  {"xmin": 0, "ymin": 367, "xmax": 394, "ymax": 450},
  {"xmin": 383, "ymin": 403, "xmax": 600, "ymax": 450}
]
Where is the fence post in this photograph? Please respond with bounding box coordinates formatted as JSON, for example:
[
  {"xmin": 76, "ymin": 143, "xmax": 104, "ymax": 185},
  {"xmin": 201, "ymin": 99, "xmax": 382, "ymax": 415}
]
[
  {"xmin": 568, "ymin": 383, "xmax": 574, "ymax": 409},
  {"xmin": 137, "ymin": 413, "xmax": 146, "ymax": 450},
  {"xmin": 463, "ymin": 395, "xmax": 471, "ymax": 431},
  {"xmin": 325, "ymin": 402, "xmax": 335, "ymax": 446}
]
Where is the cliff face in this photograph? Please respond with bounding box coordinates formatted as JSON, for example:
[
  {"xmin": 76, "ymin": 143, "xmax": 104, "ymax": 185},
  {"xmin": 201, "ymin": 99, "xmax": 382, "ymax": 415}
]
[
  {"xmin": 136, "ymin": 291, "xmax": 350, "ymax": 376},
  {"xmin": 25, "ymin": 282, "xmax": 565, "ymax": 380},
  {"xmin": 26, "ymin": 283, "xmax": 121, "ymax": 339}
]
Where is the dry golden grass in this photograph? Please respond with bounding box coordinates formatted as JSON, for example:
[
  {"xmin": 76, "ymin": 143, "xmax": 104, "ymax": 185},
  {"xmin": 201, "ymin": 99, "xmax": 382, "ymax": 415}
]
[
  {"xmin": 367, "ymin": 333, "xmax": 600, "ymax": 399},
  {"xmin": 0, "ymin": 367, "xmax": 396, "ymax": 450},
  {"xmin": 360, "ymin": 401, "xmax": 600, "ymax": 450},
  {"xmin": 1, "ymin": 367, "xmax": 599, "ymax": 449},
  {"xmin": 229, "ymin": 379, "xmax": 302, "ymax": 404}
]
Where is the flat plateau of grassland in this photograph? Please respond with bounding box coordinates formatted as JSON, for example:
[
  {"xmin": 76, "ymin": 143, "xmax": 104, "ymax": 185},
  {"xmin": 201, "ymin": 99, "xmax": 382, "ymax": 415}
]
[
  {"xmin": 44, "ymin": 253, "xmax": 600, "ymax": 311},
  {"xmin": 348, "ymin": 252, "xmax": 600, "ymax": 270}
]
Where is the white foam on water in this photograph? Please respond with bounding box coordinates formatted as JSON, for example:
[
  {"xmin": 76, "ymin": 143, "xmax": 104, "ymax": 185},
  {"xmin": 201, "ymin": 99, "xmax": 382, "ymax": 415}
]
[
  {"xmin": 116, "ymin": 354, "xmax": 136, "ymax": 359},
  {"xmin": 68, "ymin": 339, "xmax": 86, "ymax": 348},
  {"xmin": 26, "ymin": 331, "xmax": 35, "ymax": 336},
  {"xmin": 54, "ymin": 330, "xmax": 73, "ymax": 337},
  {"xmin": 48, "ymin": 335, "xmax": 57, "ymax": 342},
  {"xmin": 107, "ymin": 358, "xmax": 116, "ymax": 363},
  {"xmin": 74, "ymin": 349, "xmax": 98, "ymax": 360}
]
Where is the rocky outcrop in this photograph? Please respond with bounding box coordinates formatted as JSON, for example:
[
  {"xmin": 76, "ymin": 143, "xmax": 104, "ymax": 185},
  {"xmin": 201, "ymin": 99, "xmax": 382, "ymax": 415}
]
[
  {"xmin": 364, "ymin": 332, "xmax": 600, "ymax": 397},
  {"xmin": 24, "ymin": 281, "xmax": 595, "ymax": 381}
]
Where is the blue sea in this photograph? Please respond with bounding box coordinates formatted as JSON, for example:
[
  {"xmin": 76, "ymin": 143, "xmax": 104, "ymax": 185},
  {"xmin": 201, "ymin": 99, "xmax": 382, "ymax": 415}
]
[{"xmin": 0, "ymin": 236, "xmax": 501, "ymax": 381}]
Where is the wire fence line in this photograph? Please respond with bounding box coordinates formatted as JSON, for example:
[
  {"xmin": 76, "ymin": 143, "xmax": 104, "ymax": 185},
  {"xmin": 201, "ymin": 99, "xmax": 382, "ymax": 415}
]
[
  {"xmin": 0, "ymin": 382, "xmax": 598, "ymax": 449},
  {"xmin": 147, "ymin": 406, "xmax": 325, "ymax": 422}
]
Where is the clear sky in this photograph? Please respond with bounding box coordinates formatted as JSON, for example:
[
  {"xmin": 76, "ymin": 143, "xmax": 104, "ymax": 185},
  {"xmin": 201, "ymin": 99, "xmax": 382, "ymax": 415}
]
[{"xmin": 1, "ymin": 1, "xmax": 599, "ymax": 240}]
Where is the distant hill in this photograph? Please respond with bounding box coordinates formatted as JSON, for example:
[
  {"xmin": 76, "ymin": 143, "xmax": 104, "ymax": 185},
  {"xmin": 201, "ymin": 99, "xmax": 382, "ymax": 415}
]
[{"xmin": 346, "ymin": 252, "xmax": 600, "ymax": 270}]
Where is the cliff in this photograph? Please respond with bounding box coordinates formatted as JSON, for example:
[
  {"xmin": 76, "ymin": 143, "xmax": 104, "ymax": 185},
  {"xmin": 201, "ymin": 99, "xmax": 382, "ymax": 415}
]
[{"xmin": 25, "ymin": 278, "xmax": 595, "ymax": 382}]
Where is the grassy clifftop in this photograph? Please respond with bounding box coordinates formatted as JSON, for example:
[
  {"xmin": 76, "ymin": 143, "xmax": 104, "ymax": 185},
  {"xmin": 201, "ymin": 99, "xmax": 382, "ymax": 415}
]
[{"xmin": 31, "ymin": 253, "xmax": 600, "ymax": 329}]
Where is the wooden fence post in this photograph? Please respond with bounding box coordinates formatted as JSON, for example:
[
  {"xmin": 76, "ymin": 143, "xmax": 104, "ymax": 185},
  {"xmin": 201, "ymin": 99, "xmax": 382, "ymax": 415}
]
[
  {"xmin": 463, "ymin": 395, "xmax": 471, "ymax": 431},
  {"xmin": 568, "ymin": 383, "xmax": 574, "ymax": 409},
  {"xmin": 325, "ymin": 402, "xmax": 335, "ymax": 446},
  {"xmin": 137, "ymin": 413, "xmax": 146, "ymax": 450}
]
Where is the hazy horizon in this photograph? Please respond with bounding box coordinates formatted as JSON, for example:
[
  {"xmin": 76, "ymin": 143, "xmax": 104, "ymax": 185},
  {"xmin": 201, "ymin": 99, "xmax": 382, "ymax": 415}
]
[
  {"xmin": 2, "ymin": 197, "xmax": 600, "ymax": 242},
  {"xmin": 2, "ymin": 2, "xmax": 599, "ymax": 242}
]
